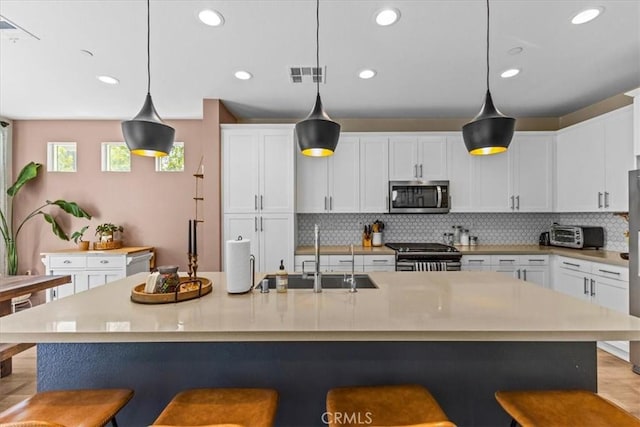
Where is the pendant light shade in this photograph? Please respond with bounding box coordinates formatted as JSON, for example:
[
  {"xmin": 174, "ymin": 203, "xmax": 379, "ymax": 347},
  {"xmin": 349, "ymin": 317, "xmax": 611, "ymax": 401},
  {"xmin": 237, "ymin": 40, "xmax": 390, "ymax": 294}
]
[
  {"xmin": 462, "ymin": 0, "xmax": 515, "ymax": 156},
  {"xmin": 295, "ymin": 0, "xmax": 340, "ymax": 157},
  {"xmin": 122, "ymin": 0, "xmax": 174, "ymax": 157}
]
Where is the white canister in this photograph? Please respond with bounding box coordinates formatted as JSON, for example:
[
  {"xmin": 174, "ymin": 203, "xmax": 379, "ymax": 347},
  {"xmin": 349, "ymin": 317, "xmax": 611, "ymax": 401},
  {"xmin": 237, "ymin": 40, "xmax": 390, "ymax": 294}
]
[
  {"xmin": 460, "ymin": 229, "xmax": 470, "ymax": 246},
  {"xmin": 372, "ymin": 232, "xmax": 382, "ymax": 247}
]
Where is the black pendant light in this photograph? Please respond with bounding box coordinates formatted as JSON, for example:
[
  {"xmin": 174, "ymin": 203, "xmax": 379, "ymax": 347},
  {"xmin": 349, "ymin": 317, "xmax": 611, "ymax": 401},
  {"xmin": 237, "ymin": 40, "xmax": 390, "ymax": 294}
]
[
  {"xmin": 122, "ymin": 0, "xmax": 175, "ymax": 157},
  {"xmin": 295, "ymin": 0, "xmax": 340, "ymax": 157},
  {"xmin": 462, "ymin": 0, "xmax": 515, "ymax": 156}
]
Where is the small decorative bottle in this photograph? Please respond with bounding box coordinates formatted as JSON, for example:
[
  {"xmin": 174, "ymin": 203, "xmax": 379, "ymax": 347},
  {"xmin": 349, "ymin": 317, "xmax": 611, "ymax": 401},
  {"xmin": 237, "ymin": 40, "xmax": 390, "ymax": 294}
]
[
  {"xmin": 460, "ymin": 229, "xmax": 470, "ymax": 246},
  {"xmin": 452, "ymin": 226, "xmax": 462, "ymax": 244},
  {"xmin": 276, "ymin": 260, "xmax": 288, "ymax": 293}
]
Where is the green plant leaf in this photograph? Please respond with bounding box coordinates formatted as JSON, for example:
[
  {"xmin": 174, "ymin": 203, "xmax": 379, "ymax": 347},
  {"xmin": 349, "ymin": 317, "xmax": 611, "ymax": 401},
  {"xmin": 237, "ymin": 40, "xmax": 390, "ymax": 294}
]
[
  {"xmin": 71, "ymin": 225, "xmax": 90, "ymax": 243},
  {"xmin": 42, "ymin": 212, "xmax": 70, "ymax": 240},
  {"xmin": 51, "ymin": 200, "xmax": 92, "ymax": 219},
  {"xmin": 7, "ymin": 162, "xmax": 41, "ymax": 197}
]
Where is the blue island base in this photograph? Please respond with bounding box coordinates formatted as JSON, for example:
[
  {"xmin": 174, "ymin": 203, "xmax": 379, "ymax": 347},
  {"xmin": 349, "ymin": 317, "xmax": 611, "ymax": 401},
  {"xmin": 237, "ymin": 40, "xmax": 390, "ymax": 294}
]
[{"xmin": 38, "ymin": 341, "xmax": 596, "ymax": 427}]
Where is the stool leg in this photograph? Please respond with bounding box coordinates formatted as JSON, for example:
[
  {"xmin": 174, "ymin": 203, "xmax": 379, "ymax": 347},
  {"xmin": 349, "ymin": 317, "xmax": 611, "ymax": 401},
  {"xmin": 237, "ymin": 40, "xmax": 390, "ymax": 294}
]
[
  {"xmin": 510, "ymin": 419, "xmax": 518, "ymax": 427},
  {"xmin": 111, "ymin": 417, "xmax": 119, "ymax": 427}
]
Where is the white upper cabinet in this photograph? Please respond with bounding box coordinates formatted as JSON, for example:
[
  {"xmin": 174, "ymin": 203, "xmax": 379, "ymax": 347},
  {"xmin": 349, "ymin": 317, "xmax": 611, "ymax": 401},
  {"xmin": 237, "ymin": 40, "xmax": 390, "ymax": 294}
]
[
  {"xmin": 471, "ymin": 147, "xmax": 512, "ymax": 212},
  {"xmin": 556, "ymin": 106, "xmax": 633, "ymax": 212},
  {"xmin": 359, "ymin": 136, "xmax": 389, "ymax": 213},
  {"xmin": 389, "ymin": 135, "xmax": 447, "ymax": 181},
  {"xmin": 447, "ymin": 136, "xmax": 474, "ymax": 212},
  {"xmin": 296, "ymin": 136, "xmax": 360, "ymax": 213},
  {"xmin": 509, "ymin": 134, "xmax": 554, "ymax": 212},
  {"xmin": 223, "ymin": 126, "xmax": 295, "ymax": 214}
]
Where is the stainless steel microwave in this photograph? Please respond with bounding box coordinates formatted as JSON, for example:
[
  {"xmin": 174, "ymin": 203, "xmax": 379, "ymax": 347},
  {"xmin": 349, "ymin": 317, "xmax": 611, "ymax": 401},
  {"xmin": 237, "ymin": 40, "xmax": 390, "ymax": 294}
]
[{"xmin": 389, "ymin": 180, "xmax": 450, "ymax": 213}]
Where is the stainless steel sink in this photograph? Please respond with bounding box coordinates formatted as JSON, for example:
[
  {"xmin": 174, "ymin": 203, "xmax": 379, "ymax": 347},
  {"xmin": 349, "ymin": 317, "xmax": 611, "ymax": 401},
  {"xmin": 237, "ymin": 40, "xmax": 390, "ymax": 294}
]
[{"xmin": 262, "ymin": 274, "xmax": 378, "ymax": 290}]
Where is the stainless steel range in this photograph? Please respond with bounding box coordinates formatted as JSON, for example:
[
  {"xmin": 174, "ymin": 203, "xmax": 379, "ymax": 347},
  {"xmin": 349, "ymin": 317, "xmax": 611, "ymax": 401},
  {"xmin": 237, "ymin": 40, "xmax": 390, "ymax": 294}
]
[{"xmin": 385, "ymin": 243, "xmax": 462, "ymax": 271}]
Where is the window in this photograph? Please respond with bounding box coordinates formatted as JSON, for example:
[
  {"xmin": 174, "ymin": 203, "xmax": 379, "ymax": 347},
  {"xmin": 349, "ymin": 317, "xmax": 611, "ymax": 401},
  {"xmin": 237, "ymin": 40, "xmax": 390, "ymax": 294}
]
[
  {"xmin": 155, "ymin": 142, "xmax": 185, "ymax": 172},
  {"xmin": 101, "ymin": 142, "xmax": 131, "ymax": 172},
  {"xmin": 47, "ymin": 142, "xmax": 77, "ymax": 172}
]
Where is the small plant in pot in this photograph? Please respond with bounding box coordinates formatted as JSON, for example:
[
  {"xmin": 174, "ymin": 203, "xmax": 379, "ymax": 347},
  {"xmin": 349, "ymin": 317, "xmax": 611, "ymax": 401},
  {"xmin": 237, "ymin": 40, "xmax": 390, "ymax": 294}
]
[
  {"xmin": 71, "ymin": 225, "xmax": 90, "ymax": 251},
  {"xmin": 95, "ymin": 223, "xmax": 123, "ymax": 243}
]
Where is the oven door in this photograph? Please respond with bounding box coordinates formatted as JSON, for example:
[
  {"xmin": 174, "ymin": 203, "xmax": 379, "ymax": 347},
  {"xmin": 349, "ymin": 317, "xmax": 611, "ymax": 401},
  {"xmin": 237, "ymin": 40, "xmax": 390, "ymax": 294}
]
[
  {"xmin": 389, "ymin": 181, "xmax": 449, "ymax": 213},
  {"xmin": 396, "ymin": 259, "xmax": 461, "ymax": 271}
]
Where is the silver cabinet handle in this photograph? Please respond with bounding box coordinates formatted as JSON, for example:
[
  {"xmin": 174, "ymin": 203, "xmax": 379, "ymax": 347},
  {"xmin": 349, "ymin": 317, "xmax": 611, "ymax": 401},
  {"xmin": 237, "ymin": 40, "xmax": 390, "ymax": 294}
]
[
  {"xmin": 419, "ymin": 164, "xmax": 423, "ymax": 178},
  {"xmin": 338, "ymin": 260, "xmax": 354, "ymax": 263},
  {"xmin": 583, "ymin": 277, "xmax": 589, "ymax": 295},
  {"xmin": 324, "ymin": 196, "xmax": 328, "ymax": 211},
  {"xmin": 598, "ymin": 192, "xmax": 603, "ymax": 208},
  {"xmin": 528, "ymin": 259, "xmax": 546, "ymax": 262},
  {"xmin": 100, "ymin": 260, "xmax": 109, "ymax": 264},
  {"xmin": 517, "ymin": 269, "xmax": 521, "ymax": 279},
  {"xmin": 260, "ymin": 216, "xmax": 263, "ymax": 232},
  {"xmin": 255, "ymin": 195, "xmax": 258, "ymax": 211},
  {"xmin": 255, "ymin": 216, "xmax": 258, "ymax": 232},
  {"xmin": 468, "ymin": 259, "xmax": 485, "ymax": 263},
  {"xmin": 371, "ymin": 259, "xmax": 389, "ymax": 263},
  {"xmin": 590, "ymin": 279, "xmax": 595, "ymax": 297},
  {"xmin": 510, "ymin": 195, "xmax": 514, "ymax": 210},
  {"xmin": 260, "ymin": 195, "xmax": 263, "ymax": 210},
  {"xmin": 562, "ymin": 261, "xmax": 580, "ymax": 267},
  {"xmin": 386, "ymin": 196, "xmax": 389, "ymax": 209},
  {"xmin": 522, "ymin": 268, "xmax": 527, "ymax": 281},
  {"xmin": 63, "ymin": 260, "xmax": 71, "ymax": 264},
  {"xmin": 598, "ymin": 269, "xmax": 620, "ymax": 276},
  {"xmin": 330, "ymin": 196, "xmax": 333, "ymax": 211},
  {"xmin": 516, "ymin": 195, "xmax": 520, "ymax": 210},
  {"xmin": 414, "ymin": 164, "xmax": 418, "ymax": 178},
  {"xmin": 498, "ymin": 259, "xmax": 517, "ymax": 263},
  {"xmin": 604, "ymin": 192, "xmax": 609, "ymax": 208}
]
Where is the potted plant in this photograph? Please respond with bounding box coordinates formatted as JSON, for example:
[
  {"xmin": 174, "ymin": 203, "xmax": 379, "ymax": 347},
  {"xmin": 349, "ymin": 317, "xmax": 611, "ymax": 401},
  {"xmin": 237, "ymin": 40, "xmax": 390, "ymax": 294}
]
[
  {"xmin": 95, "ymin": 223, "xmax": 123, "ymax": 243},
  {"xmin": 71, "ymin": 225, "xmax": 90, "ymax": 251},
  {"xmin": 0, "ymin": 162, "xmax": 92, "ymax": 275}
]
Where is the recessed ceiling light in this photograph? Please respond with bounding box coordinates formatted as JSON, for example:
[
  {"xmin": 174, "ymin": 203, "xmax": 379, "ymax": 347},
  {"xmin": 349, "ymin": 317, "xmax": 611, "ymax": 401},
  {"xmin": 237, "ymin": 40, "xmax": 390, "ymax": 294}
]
[
  {"xmin": 198, "ymin": 9, "xmax": 224, "ymax": 26},
  {"xmin": 234, "ymin": 70, "xmax": 252, "ymax": 80},
  {"xmin": 500, "ymin": 69, "xmax": 520, "ymax": 78},
  {"xmin": 375, "ymin": 8, "xmax": 400, "ymax": 26},
  {"xmin": 571, "ymin": 7, "xmax": 603, "ymax": 25},
  {"xmin": 359, "ymin": 69, "xmax": 376, "ymax": 79},
  {"xmin": 97, "ymin": 75, "xmax": 119, "ymax": 85},
  {"xmin": 507, "ymin": 46, "xmax": 523, "ymax": 56}
]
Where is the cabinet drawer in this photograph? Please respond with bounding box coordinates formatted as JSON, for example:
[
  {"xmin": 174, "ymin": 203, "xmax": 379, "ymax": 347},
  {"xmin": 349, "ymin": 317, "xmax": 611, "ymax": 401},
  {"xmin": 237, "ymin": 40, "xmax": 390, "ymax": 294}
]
[
  {"xmin": 461, "ymin": 255, "xmax": 491, "ymax": 266},
  {"xmin": 49, "ymin": 256, "xmax": 86, "ymax": 269},
  {"xmin": 591, "ymin": 262, "xmax": 628, "ymax": 282},
  {"xmin": 490, "ymin": 255, "xmax": 520, "ymax": 265},
  {"xmin": 329, "ymin": 255, "xmax": 364, "ymax": 267},
  {"xmin": 519, "ymin": 255, "xmax": 549, "ymax": 266},
  {"xmin": 294, "ymin": 255, "xmax": 329, "ymax": 272},
  {"xmin": 556, "ymin": 256, "xmax": 591, "ymax": 273},
  {"xmin": 87, "ymin": 256, "xmax": 125, "ymax": 269},
  {"xmin": 363, "ymin": 255, "xmax": 395, "ymax": 266}
]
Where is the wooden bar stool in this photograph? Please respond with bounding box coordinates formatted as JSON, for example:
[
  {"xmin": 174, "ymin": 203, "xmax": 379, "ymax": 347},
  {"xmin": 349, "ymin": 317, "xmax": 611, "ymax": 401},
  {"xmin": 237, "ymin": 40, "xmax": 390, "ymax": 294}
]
[
  {"xmin": 495, "ymin": 389, "xmax": 640, "ymax": 427},
  {"xmin": 151, "ymin": 388, "xmax": 278, "ymax": 427},
  {"xmin": 326, "ymin": 384, "xmax": 455, "ymax": 427},
  {"xmin": 0, "ymin": 388, "xmax": 134, "ymax": 427}
]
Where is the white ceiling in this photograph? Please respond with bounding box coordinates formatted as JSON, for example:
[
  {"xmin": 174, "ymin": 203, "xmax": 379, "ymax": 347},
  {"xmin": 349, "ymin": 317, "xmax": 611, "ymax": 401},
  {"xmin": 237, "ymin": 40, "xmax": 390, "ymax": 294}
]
[{"xmin": 0, "ymin": 0, "xmax": 639, "ymax": 121}]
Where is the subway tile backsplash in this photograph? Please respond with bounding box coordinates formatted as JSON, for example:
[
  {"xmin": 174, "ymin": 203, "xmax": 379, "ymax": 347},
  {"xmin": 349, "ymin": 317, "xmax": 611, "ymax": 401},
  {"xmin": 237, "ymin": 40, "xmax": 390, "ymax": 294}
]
[{"xmin": 297, "ymin": 212, "xmax": 629, "ymax": 252}]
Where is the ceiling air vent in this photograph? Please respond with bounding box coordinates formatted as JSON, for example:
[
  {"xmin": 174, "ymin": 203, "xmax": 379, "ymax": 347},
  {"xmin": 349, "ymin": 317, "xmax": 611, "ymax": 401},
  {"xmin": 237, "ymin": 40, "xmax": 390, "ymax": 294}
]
[
  {"xmin": 0, "ymin": 15, "xmax": 40, "ymax": 42},
  {"xmin": 289, "ymin": 66, "xmax": 325, "ymax": 84}
]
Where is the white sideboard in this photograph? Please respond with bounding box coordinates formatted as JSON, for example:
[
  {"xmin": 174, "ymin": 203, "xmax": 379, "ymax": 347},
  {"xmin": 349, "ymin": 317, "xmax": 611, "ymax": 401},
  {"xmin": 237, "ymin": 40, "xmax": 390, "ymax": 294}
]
[{"xmin": 41, "ymin": 247, "xmax": 153, "ymax": 301}]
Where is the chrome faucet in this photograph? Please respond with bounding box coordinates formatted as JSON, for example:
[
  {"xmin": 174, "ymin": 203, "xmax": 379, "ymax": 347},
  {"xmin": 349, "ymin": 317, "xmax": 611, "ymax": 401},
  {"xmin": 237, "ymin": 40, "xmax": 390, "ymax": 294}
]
[
  {"xmin": 313, "ymin": 224, "xmax": 322, "ymax": 293},
  {"xmin": 348, "ymin": 244, "xmax": 357, "ymax": 293}
]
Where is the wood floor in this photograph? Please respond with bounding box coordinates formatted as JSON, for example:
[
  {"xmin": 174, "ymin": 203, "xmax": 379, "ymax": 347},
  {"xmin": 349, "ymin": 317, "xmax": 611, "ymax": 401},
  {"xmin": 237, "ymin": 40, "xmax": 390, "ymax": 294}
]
[{"xmin": 1, "ymin": 347, "xmax": 639, "ymax": 419}]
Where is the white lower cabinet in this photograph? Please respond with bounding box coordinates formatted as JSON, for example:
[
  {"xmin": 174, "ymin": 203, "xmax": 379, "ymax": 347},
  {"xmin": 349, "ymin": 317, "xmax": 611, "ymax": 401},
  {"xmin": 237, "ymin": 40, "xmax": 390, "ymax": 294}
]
[
  {"xmin": 294, "ymin": 254, "xmax": 395, "ymax": 273},
  {"xmin": 461, "ymin": 254, "xmax": 549, "ymax": 287},
  {"xmin": 553, "ymin": 256, "xmax": 630, "ymax": 360},
  {"xmin": 224, "ymin": 213, "xmax": 294, "ymax": 274},
  {"xmin": 42, "ymin": 249, "xmax": 152, "ymax": 301}
]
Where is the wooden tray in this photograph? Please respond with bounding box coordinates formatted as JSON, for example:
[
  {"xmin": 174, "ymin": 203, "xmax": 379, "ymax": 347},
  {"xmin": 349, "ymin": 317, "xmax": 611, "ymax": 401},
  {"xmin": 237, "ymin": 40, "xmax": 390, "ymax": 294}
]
[
  {"xmin": 93, "ymin": 240, "xmax": 123, "ymax": 250},
  {"xmin": 131, "ymin": 277, "xmax": 212, "ymax": 304}
]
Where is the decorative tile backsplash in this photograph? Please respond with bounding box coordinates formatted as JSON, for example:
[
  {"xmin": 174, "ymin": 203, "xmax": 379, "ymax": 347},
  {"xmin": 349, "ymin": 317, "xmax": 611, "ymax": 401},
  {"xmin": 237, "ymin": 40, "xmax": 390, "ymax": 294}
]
[{"xmin": 297, "ymin": 212, "xmax": 629, "ymax": 252}]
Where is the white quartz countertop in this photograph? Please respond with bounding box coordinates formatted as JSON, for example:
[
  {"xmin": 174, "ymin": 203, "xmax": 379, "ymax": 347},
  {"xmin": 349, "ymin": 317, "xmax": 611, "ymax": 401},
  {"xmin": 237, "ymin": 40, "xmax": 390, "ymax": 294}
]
[{"xmin": 1, "ymin": 271, "xmax": 639, "ymax": 343}]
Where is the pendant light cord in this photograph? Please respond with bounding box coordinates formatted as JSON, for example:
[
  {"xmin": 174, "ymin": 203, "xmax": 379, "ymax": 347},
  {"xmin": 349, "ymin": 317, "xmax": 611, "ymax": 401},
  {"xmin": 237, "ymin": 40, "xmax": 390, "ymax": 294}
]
[
  {"xmin": 147, "ymin": 0, "xmax": 151, "ymax": 95},
  {"xmin": 316, "ymin": 0, "xmax": 320, "ymax": 96},
  {"xmin": 486, "ymin": 0, "xmax": 490, "ymax": 92}
]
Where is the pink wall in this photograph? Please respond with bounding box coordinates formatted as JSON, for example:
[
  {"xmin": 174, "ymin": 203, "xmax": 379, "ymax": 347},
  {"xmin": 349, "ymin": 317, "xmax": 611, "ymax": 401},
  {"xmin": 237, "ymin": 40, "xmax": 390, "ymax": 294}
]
[{"xmin": 11, "ymin": 100, "xmax": 234, "ymax": 274}]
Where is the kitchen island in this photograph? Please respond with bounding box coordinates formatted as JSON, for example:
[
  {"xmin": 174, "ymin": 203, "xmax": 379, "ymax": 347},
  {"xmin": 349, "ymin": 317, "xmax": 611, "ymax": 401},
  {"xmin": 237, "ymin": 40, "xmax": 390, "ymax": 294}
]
[{"xmin": 1, "ymin": 271, "xmax": 639, "ymax": 426}]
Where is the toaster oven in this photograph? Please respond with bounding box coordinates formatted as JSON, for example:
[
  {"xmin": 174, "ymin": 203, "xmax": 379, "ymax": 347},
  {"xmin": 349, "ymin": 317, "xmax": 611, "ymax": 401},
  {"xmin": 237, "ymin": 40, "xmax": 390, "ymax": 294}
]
[{"xmin": 549, "ymin": 225, "xmax": 604, "ymax": 249}]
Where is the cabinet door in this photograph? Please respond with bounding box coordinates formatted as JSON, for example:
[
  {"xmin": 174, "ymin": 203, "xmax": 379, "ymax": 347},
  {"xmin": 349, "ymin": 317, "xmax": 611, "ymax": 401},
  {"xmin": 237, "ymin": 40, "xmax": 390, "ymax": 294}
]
[
  {"xmin": 511, "ymin": 134, "xmax": 553, "ymax": 212},
  {"xmin": 296, "ymin": 151, "xmax": 328, "ymax": 213},
  {"xmin": 259, "ymin": 214, "xmax": 294, "ymax": 273},
  {"xmin": 49, "ymin": 271, "xmax": 87, "ymax": 300},
  {"xmin": 593, "ymin": 276, "xmax": 628, "ymax": 314},
  {"xmin": 417, "ymin": 136, "xmax": 447, "ymax": 180},
  {"xmin": 472, "ymin": 152, "xmax": 511, "ymax": 212},
  {"xmin": 223, "ymin": 214, "xmax": 260, "ymax": 269},
  {"xmin": 360, "ymin": 137, "xmax": 389, "ymax": 213},
  {"xmin": 553, "ymin": 269, "xmax": 589, "ymax": 301},
  {"xmin": 260, "ymin": 130, "xmax": 294, "ymax": 213},
  {"xmin": 492, "ymin": 266, "xmax": 520, "ymax": 279},
  {"xmin": 223, "ymin": 131, "xmax": 259, "ymax": 213},
  {"xmin": 522, "ymin": 267, "xmax": 549, "ymax": 288},
  {"xmin": 389, "ymin": 136, "xmax": 418, "ymax": 180},
  {"xmin": 555, "ymin": 121, "xmax": 605, "ymax": 212},
  {"xmin": 87, "ymin": 271, "xmax": 125, "ymax": 289},
  {"xmin": 603, "ymin": 107, "xmax": 634, "ymax": 211},
  {"xmin": 447, "ymin": 136, "xmax": 474, "ymax": 212},
  {"xmin": 329, "ymin": 137, "xmax": 360, "ymax": 212}
]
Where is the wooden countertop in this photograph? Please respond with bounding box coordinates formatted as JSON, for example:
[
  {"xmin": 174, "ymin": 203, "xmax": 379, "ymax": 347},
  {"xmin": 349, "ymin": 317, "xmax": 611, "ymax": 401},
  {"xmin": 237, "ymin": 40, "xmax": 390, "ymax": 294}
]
[
  {"xmin": 1, "ymin": 271, "xmax": 639, "ymax": 344},
  {"xmin": 40, "ymin": 246, "xmax": 153, "ymax": 256},
  {"xmin": 296, "ymin": 244, "xmax": 628, "ymax": 267},
  {"xmin": 0, "ymin": 275, "xmax": 71, "ymax": 302}
]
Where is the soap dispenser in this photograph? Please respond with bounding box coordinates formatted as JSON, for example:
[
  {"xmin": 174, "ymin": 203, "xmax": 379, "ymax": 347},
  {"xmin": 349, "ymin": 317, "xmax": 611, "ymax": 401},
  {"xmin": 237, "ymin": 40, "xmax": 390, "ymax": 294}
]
[{"xmin": 276, "ymin": 260, "xmax": 288, "ymax": 293}]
